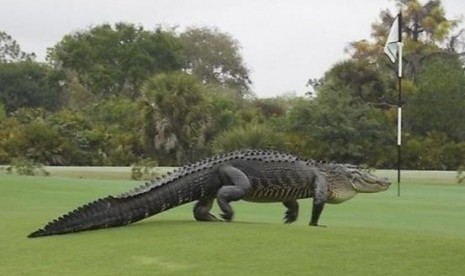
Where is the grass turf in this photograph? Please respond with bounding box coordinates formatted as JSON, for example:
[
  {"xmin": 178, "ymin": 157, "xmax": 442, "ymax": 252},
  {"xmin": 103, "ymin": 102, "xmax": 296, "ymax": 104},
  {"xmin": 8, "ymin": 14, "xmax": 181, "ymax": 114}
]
[{"xmin": 0, "ymin": 169, "xmax": 464, "ymax": 275}]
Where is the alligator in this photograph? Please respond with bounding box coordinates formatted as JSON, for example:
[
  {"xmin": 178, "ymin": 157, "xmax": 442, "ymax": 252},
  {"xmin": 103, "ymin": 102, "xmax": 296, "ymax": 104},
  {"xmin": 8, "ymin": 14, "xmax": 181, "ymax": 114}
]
[{"xmin": 28, "ymin": 149, "xmax": 390, "ymax": 238}]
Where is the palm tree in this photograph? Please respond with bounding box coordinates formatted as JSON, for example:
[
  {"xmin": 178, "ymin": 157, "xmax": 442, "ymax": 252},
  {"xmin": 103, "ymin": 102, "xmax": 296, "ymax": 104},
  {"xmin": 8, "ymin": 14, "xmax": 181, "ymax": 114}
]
[{"xmin": 141, "ymin": 72, "xmax": 211, "ymax": 165}]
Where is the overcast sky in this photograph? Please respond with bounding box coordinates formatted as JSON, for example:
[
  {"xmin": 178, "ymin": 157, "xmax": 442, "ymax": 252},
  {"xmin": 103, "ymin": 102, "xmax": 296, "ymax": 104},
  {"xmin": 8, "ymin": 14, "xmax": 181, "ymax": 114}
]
[{"xmin": 1, "ymin": 0, "xmax": 464, "ymax": 97}]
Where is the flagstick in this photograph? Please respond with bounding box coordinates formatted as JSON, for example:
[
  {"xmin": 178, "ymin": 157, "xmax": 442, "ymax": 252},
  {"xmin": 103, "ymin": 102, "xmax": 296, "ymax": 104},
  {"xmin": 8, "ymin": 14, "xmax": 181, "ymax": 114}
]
[
  {"xmin": 383, "ymin": 11, "xmax": 403, "ymax": 196},
  {"xmin": 397, "ymin": 13, "xmax": 402, "ymax": 197},
  {"xmin": 397, "ymin": 53, "xmax": 402, "ymax": 196}
]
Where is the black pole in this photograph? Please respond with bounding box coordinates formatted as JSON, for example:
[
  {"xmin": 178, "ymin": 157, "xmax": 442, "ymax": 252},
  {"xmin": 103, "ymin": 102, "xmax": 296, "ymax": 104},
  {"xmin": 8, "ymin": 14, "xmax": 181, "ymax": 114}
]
[
  {"xmin": 397, "ymin": 12, "xmax": 402, "ymax": 197},
  {"xmin": 397, "ymin": 77, "xmax": 401, "ymax": 197}
]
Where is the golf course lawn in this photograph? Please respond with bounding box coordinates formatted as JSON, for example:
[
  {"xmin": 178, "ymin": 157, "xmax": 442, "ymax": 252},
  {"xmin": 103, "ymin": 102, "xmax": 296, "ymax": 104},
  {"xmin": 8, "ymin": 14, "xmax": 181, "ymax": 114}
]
[{"xmin": 0, "ymin": 168, "xmax": 464, "ymax": 275}]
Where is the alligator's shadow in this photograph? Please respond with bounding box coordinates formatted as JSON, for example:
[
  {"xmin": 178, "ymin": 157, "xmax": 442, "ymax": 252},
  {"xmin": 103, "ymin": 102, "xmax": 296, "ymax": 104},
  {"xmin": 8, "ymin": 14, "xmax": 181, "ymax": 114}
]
[
  {"xmin": 129, "ymin": 219, "xmax": 274, "ymax": 230},
  {"xmin": 34, "ymin": 220, "xmax": 277, "ymax": 238}
]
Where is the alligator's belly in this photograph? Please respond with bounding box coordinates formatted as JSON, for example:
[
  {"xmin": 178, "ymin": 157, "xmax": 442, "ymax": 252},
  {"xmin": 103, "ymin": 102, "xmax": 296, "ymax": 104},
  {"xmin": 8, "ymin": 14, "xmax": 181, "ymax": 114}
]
[{"xmin": 244, "ymin": 188, "xmax": 312, "ymax": 202}]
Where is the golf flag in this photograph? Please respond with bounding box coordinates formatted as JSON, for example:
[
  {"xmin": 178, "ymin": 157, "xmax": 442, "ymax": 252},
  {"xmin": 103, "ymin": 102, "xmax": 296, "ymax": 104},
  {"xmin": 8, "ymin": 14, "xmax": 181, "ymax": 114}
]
[
  {"xmin": 384, "ymin": 13, "xmax": 403, "ymax": 196},
  {"xmin": 384, "ymin": 14, "xmax": 400, "ymax": 63}
]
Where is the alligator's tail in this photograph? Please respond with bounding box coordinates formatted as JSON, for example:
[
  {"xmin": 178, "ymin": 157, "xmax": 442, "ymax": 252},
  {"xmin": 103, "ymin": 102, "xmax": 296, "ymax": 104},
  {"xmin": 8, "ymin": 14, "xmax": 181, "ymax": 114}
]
[{"xmin": 28, "ymin": 171, "xmax": 207, "ymax": 238}]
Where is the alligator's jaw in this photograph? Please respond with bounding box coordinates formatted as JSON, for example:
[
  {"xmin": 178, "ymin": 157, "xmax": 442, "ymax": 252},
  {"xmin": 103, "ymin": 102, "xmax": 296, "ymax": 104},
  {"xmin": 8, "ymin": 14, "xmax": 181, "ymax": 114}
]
[{"xmin": 350, "ymin": 171, "xmax": 391, "ymax": 193}]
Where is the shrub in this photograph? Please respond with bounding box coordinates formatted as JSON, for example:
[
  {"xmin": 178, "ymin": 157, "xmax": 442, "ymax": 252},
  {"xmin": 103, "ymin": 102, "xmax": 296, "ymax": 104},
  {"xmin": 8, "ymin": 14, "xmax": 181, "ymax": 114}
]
[
  {"xmin": 458, "ymin": 166, "xmax": 465, "ymax": 185},
  {"xmin": 7, "ymin": 158, "xmax": 49, "ymax": 176},
  {"xmin": 210, "ymin": 123, "xmax": 288, "ymax": 153},
  {"xmin": 131, "ymin": 159, "xmax": 159, "ymax": 181}
]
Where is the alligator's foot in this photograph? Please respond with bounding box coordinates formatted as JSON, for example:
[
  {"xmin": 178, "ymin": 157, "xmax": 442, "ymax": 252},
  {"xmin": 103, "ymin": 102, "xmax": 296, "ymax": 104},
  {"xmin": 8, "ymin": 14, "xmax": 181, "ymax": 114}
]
[
  {"xmin": 194, "ymin": 198, "xmax": 220, "ymax": 221},
  {"xmin": 309, "ymin": 222, "xmax": 327, "ymax": 227},
  {"xmin": 195, "ymin": 212, "xmax": 221, "ymax": 222},
  {"xmin": 283, "ymin": 200, "xmax": 298, "ymax": 224},
  {"xmin": 284, "ymin": 210, "xmax": 298, "ymax": 224},
  {"xmin": 220, "ymin": 213, "xmax": 233, "ymax": 222}
]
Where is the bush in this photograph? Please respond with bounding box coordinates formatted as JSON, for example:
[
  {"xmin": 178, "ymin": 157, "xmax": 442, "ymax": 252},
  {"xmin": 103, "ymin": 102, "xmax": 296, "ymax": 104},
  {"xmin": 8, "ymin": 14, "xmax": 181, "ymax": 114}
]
[
  {"xmin": 210, "ymin": 123, "xmax": 289, "ymax": 153},
  {"xmin": 458, "ymin": 166, "xmax": 465, "ymax": 185},
  {"xmin": 131, "ymin": 159, "xmax": 159, "ymax": 180},
  {"xmin": 7, "ymin": 158, "xmax": 49, "ymax": 176},
  {"xmin": 403, "ymin": 132, "xmax": 465, "ymax": 170}
]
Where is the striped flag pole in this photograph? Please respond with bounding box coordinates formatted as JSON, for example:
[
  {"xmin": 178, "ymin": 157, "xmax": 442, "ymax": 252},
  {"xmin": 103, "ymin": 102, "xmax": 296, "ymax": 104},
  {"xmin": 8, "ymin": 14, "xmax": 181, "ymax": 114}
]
[{"xmin": 384, "ymin": 12, "xmax": 402, "ymax": 196}]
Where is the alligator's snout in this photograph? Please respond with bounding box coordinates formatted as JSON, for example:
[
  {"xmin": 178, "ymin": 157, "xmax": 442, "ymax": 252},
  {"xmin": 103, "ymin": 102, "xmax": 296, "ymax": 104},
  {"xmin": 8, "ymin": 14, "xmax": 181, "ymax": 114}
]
[
  {"xmin": 380, "ymin": 177, "xmax": 391, "ymax": 191},
  {"xmin": 350, "ymin": 171, "xmax": 392, "ymax": 193}
]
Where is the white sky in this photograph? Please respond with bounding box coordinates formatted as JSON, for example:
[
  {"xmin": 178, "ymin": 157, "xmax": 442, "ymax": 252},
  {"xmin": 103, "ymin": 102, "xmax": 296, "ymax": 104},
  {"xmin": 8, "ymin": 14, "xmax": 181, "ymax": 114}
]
[{"xmin": 1, "ymin": 0, "xmax": 463, "ymax": 97}]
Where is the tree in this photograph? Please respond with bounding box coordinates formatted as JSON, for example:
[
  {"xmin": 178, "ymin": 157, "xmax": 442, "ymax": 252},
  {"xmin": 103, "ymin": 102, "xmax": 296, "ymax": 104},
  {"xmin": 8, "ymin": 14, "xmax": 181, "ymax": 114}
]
[
  {"xmin": 141, "ymin": 72, "xmax": 212, "ymax": 164},
  {"xmin": 48, "ymin": 23, "xmax": 184, "ymax": 99},
  {"xmin": 203, "ymin": 85, "xmax": 244, "ymax": 141},
  {"xmin": 350, "ymin": 0, "xmax": 459, "ymax": 51},
  {"xmin": 401, "ymin": 0, "xmax": 456, "ymax": 43},
  {"xmin": 317, "ymin": 60, "xmax": 396, "ymax": 107},
  {"xmin": 372, "ymin": 0, "xmax": 457, "ymax": 44},
  {"xmin": 0, "ymin": 31, "xmax": 35, "ymax": 63},
  {"xmin": 252, "ymin": 97, "xmax": 289, "ymax": 119},
  {"xmin": 0, "ymin": 61, "xmax": 63, "ymax": 113},
  {"xmin": 211, "ymin": 123, "xmax": 288, "ymax": 154},
  {"xmin": 80, "ymin": 96, "xmax": 144, "ymax": 165},
  {"xmin": 180, "ymin": 27, "xmax": 252, "ymax": 97},
  {"xmin": 0, "ymin": 32, "xmax": 61, "ymax": 113},
  {"xmin": 0, "ymin": 108, "xmax": 71, "ymax": 165},
  {"xmin": 448, "ymin": 28, "xmax": 465, "ymax": 60},
  {"xmin": 405, "ymin": 53, "xmax": 465, "ymax": 141},
  {"xmin": 0, "ymin": 103, "xmax": 5, "ymax": 120},
  {"xmin": 337, "ymin": 0, "xmax": 465, "ymax": 169},
  {"xmin": 348, "ymin": 0, "xmax": 462, "ymax": 78},
  {"xmin": 297, "ymin": 61, "xmax": 395, "ymax": 166}
]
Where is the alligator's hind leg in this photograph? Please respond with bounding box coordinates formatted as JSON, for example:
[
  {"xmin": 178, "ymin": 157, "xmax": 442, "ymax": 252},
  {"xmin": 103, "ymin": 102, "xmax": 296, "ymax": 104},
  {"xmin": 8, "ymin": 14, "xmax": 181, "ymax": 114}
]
[
  {"xmin": 194, "ymin": 197, "xmax": 220, "ymax": 221},
  {"xmin": 283, "ymin": 200, "xmax": 299, "ymax": 224},
  {"xmin": 216, "ymin": 166, "xmax": 252, "ymax": 222}
]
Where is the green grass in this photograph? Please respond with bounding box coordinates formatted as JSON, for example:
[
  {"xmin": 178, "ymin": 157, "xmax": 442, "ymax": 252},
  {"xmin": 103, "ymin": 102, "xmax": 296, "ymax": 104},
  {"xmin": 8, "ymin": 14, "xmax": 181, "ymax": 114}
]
[{"xmin": 1, "ymin": 169, "xmax": 465, "ymax": 275}]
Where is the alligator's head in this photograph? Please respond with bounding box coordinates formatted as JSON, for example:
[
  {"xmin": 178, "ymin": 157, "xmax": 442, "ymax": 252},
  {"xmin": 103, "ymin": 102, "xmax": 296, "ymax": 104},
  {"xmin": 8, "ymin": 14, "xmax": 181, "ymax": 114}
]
[{"xmin": 324, "ymin": 164, "xmax": 391, "ymax": 203}]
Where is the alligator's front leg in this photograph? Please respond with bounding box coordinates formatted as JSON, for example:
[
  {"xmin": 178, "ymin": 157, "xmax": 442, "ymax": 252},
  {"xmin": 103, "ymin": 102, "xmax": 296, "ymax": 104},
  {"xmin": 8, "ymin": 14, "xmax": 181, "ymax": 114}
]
[
  {"xmin": 309, "ymin": 172, "xmax": 328, "ymax": 226},
  {"xmin": 310, "ymin": 202, "xmax": 325, "ymax": 226},
  {"xmin": 216, "ymin": 166, "xmax": 252, "ymax": 221}
]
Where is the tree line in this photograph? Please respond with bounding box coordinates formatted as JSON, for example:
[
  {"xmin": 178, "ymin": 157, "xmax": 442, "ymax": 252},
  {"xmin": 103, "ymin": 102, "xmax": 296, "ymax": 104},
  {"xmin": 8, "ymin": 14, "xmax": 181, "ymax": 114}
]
[{"xmin": 1, "ymin": 0, "xmax": 464, "ymax": 170}]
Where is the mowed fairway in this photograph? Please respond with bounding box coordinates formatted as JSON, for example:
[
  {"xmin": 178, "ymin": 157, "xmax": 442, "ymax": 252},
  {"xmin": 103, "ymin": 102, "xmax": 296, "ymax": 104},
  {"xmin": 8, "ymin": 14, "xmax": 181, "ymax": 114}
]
[{"xmin": 1, "ymin": 168, "xmax": 464, "ymax": 276}]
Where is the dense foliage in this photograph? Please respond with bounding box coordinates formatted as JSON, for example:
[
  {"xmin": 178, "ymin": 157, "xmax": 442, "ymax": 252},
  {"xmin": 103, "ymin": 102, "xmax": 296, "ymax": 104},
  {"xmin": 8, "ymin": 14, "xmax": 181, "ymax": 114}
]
[{"xmin": 1, "ymin": 0, "xmax": 464, "ymax": 169}]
